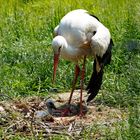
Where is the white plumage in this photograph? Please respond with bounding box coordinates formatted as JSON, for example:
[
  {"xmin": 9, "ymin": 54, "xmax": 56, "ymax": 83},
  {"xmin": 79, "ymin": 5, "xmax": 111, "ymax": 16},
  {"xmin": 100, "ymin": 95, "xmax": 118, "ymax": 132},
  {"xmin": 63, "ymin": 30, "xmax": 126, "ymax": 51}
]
[
  {"xmin": 52, "ymin": 9, "xmax": 113, "ymax": 116},
  {"xmin": 52, "ymin": 9, "xmax": 111, "ymax": 61}
]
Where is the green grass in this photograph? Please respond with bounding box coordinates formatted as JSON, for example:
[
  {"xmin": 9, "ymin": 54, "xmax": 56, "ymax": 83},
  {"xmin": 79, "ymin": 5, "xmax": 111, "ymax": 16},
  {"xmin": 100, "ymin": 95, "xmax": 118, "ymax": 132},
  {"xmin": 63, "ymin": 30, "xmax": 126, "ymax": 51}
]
[{"xmin": 0, "ymin": 0, "xmax": 140, "ymax": 139}]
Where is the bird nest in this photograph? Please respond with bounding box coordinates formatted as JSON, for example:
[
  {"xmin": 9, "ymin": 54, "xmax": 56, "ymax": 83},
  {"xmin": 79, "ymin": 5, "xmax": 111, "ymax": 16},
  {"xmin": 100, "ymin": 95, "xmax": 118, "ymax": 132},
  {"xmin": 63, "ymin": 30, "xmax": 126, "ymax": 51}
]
[{"xmin": 0, "ymin": 91, "xmax": 127, "ymax": 139}]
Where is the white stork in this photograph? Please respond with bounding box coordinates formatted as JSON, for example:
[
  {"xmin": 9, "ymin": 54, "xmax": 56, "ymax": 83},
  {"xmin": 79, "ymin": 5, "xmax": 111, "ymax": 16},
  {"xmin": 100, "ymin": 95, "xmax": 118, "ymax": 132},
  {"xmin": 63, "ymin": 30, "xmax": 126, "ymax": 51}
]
[{"xmin": 52, "ymin": 9, "xmax": 113, "ymax": 116}]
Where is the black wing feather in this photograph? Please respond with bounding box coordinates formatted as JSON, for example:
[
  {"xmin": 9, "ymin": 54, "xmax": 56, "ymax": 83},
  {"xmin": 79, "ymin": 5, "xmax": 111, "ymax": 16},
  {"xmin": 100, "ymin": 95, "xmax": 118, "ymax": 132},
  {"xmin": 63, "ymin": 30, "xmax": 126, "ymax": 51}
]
[
  {"xmin": 86, "ymin": 39, "xmax": 113, "ymax": 102},
  {"xmin": 89, "ymin": 14, "xmax": 100, "ymax": 21}
]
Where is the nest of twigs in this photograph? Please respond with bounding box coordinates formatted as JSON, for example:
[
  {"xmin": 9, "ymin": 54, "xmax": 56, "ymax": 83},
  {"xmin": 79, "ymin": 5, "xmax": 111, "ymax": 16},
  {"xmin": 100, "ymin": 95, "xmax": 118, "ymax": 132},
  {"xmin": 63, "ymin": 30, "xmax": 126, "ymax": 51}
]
[{"xmin": 0, "ymin": 91, "xmax": 127, "ymax": 139}]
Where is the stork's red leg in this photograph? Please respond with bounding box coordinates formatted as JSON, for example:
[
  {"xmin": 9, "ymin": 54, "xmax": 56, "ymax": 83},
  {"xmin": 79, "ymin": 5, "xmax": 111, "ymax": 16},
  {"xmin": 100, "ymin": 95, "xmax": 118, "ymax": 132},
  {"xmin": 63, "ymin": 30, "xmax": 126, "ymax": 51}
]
[
  {"xmin": 79, "ymin": 56, "xmax": 86, "ymax": 116},
  {"xmin": 60, "ymin": 65, "xmax": 80, "ymax": 117},
  {"xmin": 68, "ymin": 65, "xmax": 80, "ymax": 104}
]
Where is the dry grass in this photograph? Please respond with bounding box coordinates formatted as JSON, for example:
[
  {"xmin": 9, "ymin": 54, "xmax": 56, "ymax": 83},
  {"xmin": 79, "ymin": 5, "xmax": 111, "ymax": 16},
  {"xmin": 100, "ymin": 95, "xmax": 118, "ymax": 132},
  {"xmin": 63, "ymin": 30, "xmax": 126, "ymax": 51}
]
[{"xmin": 0, "ymin": 91, "xmax": 128, "ymax": 139}]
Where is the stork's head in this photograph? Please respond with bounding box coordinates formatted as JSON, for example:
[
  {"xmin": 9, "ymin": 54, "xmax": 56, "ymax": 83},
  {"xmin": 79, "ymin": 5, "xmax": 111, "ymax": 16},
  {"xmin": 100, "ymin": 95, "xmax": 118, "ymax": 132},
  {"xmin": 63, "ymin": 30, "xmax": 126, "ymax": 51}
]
[
  {"xmin": 52, "ymin": 36, "xmax": 67, "ymax": 83},
  {"xmin": 46, "ymin": 99, "xmax": 56, "ymax": 110}
]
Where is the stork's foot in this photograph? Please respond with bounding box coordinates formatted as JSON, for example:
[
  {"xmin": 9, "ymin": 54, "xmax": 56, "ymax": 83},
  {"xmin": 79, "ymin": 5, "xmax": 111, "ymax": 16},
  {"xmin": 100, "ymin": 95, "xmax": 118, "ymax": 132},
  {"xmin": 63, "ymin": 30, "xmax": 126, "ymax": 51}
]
[{"xmin": 77, "ymin": 110, "xmax": 86, "ymax": 118}]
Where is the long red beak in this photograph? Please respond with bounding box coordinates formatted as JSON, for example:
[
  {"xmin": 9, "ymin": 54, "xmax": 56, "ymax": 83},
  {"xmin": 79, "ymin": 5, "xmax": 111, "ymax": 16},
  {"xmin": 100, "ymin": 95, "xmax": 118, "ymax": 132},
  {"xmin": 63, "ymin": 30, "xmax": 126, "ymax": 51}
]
[{"xmin": 53, "ymin": 53, "xmax": 60, "ymax": 83}]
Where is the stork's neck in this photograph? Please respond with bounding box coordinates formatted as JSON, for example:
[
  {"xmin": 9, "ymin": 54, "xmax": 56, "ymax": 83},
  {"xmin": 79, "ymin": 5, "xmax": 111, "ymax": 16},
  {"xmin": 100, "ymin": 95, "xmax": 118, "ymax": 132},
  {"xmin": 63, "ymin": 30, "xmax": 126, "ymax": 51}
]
[{"xmin": 61, "ymin": 42, "xmax": 74, "ymax": 55}]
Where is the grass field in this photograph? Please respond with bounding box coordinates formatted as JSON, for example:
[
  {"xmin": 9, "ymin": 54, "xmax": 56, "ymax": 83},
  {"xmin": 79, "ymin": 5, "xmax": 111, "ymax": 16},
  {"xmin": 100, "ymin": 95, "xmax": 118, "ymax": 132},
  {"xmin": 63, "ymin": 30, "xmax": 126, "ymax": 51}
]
[{"xmin": 0, "ymin": 0, "xmax": 140, "ymax": 139}]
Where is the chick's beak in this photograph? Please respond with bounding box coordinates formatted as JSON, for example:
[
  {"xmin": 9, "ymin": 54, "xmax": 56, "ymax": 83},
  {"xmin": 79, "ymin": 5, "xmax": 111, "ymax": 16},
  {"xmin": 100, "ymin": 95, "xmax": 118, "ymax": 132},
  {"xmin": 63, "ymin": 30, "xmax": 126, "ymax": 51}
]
[{"xmin": 53, "ymin": 53, "xmax": 60, "ymax": 83}]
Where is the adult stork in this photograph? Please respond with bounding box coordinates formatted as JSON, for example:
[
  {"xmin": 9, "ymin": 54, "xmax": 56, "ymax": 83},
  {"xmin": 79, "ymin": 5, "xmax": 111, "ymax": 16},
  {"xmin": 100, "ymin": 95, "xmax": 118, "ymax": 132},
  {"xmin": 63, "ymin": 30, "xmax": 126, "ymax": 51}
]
[{"xmin": 52, "ymin": 9, "xmax": 113, "ymax": 116}]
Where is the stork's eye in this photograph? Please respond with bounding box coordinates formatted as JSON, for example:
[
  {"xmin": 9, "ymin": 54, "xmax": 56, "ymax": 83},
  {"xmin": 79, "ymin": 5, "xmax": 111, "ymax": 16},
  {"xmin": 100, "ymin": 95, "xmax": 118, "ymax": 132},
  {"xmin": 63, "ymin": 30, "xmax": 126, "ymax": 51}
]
[
  {"xmin": 49, "ymin": 102, "xmax": 54, "ymax": 106},
  {"xmin": 93, "ymin": 31, "xmax": 96, "ymax": 35}
]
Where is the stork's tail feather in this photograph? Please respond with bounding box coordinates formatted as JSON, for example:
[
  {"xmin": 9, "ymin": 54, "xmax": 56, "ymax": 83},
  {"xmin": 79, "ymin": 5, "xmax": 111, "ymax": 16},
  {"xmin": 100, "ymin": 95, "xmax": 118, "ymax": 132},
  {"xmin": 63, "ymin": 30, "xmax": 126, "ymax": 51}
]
[
  {"xmin": 86, "ymin": 39, "xmax": 113, "ymax": 102},
  {"xmin": 86, "ymin": 61, "xmax": 104, "ymax": 102}
]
